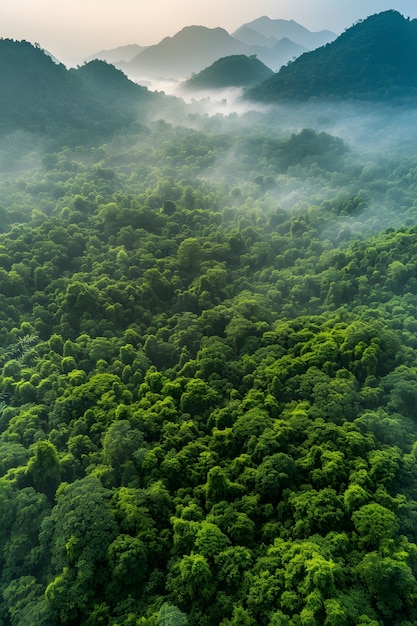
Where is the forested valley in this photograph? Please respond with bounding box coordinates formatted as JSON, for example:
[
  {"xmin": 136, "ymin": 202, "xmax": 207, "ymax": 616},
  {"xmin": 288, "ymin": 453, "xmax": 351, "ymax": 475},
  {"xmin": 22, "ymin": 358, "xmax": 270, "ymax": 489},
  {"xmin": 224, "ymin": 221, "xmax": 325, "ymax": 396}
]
[{"xmin": 2, "ymin": 26, "xmax": 417, "ymax": 625}]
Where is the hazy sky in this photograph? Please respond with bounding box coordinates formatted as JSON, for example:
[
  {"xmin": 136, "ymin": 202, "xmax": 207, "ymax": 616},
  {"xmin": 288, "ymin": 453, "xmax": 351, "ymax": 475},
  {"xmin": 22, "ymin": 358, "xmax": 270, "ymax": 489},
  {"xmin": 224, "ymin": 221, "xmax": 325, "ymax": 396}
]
[{"xmin": 2, "ymin": 0, "xmax": 417, "ymax": 65}]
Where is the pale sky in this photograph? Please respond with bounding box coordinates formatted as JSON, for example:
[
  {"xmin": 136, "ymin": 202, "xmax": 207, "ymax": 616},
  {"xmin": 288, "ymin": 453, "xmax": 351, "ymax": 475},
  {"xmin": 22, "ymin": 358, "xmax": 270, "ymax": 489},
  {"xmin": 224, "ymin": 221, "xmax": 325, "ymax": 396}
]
[{"xmin": 2, "ymin": 0, "xmax": 417, "ymax": 66}]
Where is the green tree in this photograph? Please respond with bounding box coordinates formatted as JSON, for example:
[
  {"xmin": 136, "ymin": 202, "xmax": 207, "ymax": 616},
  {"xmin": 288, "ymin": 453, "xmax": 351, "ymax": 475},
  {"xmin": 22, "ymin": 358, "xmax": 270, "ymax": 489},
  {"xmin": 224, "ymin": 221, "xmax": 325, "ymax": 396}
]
[
  {"xmin": 26, "ymin": 440, "xmax": 61, "ymax": 501},
  {"xmin": 102, "ymin": 419, "xmax": 143, "ymax": 479},
  {"xmin": 194, "ymin": 521, "xmax": 231, "ymax": 560},
  {"xmin": 107, "ymin": 534, "xmax": 147, "ymax": 595},
  {"xmin": 352, "ymin": 503, "xmax": 398, "ymax": 549},
  {"xmin": 255, "ymin": 453, "xmax": 296, "ymax": 503},
  {"xmin": 43, "ymin": 477, "xmax": 118, "ymax": 622},
  {"xmin": 177, "ymin": 237, "xmax": 203, "ymax": 274}
]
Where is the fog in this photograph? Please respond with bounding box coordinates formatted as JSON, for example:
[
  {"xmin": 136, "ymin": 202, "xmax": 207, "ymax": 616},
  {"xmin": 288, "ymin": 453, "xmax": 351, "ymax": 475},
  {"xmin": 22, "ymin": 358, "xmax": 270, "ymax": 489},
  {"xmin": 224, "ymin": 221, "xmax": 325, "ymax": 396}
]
[
  {"xmin": 145, "ymin": 78, "xmax": 417, "ymax": 157},
  {"xmin": 0, "ymin": 131, "xmax": 48, "ymax": 177},
  {"xmin": 120, "ymin": 87, "xmax": 417, "ymax": 245},
  {"xmin": 2, "ymin": 74, "xmax": 417, "ymax": 247},
  {"xmin": 135, "ymin": 77, "xmax": 269, "ymax": 117},
  {"xmin": 143, "ymin": 94, "xmax": 417, "ymax": 240}
]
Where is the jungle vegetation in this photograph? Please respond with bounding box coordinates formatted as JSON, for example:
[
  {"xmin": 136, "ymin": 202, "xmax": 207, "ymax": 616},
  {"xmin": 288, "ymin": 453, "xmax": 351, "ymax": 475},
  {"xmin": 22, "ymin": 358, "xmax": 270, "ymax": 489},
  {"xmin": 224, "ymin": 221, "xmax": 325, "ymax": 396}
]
[{"xmin": 1, "ymin": 32, "xmax": 417, "ymax": 626}]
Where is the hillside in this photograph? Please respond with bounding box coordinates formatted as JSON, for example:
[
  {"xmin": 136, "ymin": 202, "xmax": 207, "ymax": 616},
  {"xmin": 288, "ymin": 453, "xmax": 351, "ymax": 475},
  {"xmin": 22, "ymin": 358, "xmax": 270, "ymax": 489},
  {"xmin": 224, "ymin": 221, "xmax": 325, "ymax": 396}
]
[
  {"xmin": 0, "ymin": 40, "xmax": 157, "ymax": 137},
  {"xmin": 183, "ymin": 54, "xmax": 274, "ymax": 90},
  {"xmin": 246, "ymin": 10, "xmax": 417, "ymax": 103}
]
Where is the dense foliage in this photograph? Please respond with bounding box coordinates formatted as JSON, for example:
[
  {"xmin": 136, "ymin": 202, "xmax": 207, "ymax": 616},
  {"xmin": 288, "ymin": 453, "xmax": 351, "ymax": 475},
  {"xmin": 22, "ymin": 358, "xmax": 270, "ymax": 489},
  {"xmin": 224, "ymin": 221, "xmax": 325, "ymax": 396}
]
[
  {"xmin": 183, "ymin": 55, "xmax": 273, "ymax": 90},
  {"xmin": 246, "ymin": 11, "xmax": 417, "ymax": 103},
  {"xmin": 2, "ymin": 34, "xmax": 417, "ymax": 626}
]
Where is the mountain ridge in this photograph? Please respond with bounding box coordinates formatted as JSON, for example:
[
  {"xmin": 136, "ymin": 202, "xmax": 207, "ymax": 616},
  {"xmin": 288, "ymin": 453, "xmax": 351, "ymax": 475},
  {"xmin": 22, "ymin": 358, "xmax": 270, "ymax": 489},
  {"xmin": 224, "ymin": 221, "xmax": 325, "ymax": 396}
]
[
  {"xmin": 246, "ymin": 10, "xmax": 417, "ymax": 104},
  {"xmin": 232, "ymin": 26, "xmax": 278, "ymax": 48},
  {"xmin": 233, "ymin": 16, "xmax": 336, "ymax": 49},
  {"xmin": 84, "ymin": 44, "xmax": 145, "ymax": 65},
  {"xmin": 125, "ymin": 25, "xmax": 252, "ymax": 79},
  {"xmin": 85, "ymin": 18, "xmax": 336, "ymax": 80}
]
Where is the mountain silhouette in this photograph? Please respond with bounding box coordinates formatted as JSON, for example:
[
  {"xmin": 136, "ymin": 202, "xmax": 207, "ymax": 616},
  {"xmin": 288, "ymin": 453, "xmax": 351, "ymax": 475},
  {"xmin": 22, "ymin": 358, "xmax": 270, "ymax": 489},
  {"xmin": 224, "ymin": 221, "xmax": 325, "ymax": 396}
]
[
  {"xmin": 126, "ymin": 26, "xmax": 250, "ymax": 79},
  {"xmin": 119, "ymin": 19, "xmax": 335, "ymax": 80},
  {"xmin": 266, "ymin": 38, "xmax": 308, "ymax": 70},
  {"xmin": 232, "ymin": 27, "xmax": 279, "ymax": 48},
  {"xmin": 233, "ymin": 17, "xmax": 336, "ymax": 49},
  {"xmin": 84, "ymin": 44, "xmax": 145, "ymax": 65}
]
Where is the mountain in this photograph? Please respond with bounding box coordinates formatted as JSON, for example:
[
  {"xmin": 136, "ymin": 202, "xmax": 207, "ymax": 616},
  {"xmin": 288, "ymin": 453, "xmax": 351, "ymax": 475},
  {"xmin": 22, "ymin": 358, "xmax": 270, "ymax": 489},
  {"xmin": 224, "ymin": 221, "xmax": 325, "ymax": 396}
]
[
  {"xmin": 0, "ymin": 39, "xmax": 84, "ymax": 134},
  {"xmin": 232, "ymin": 26, "xmax": 279, "ymax": 48},
  {"xmin": 233, "ymin": 17, "xmax": 336, "ymax": 49},
  {"xmin": 125, "ymin": 25, "xmax": 251, "ymax": 79},
  {"xmin": 118, "ymin": 19, "xmax": 336, "ymax": 81},
  {"xmin": 71, "ymin": 60, "xmax": 156, "ymax": 124},
  {"xmin": 229, "ymin": 31, "xmax": 308, "ymax": 70},
  {"xmin": 123, "ymin": 24, "xmax": 315, "ymax": 80},
  {"xmin": 265, "ymin": 38, "xmax": 308, "ymax": 70},
  {"xmin": 0, "ymin": 40, "xmax": 156, "ymax": 136},
  {"xmin": 84, "ymin": 44, "xmax": 145, "ymax": 65},
  {"xmin": 182, "ymin": 54, "xmax": 274, "ymax": 90},
  {"xmin": 73, "ymin": 59, "xmax": 146, "ymax": 100},
  {"xmin": 233, "ymin": 38, "xmax": 306, "ymax": 73},
  {"xmin": 246, "ymin": 10, "xmax": 417, "ymax": 104},
  {"xmin": 44, "ymin": 50, "xmax": 62, "ymax": 64}
]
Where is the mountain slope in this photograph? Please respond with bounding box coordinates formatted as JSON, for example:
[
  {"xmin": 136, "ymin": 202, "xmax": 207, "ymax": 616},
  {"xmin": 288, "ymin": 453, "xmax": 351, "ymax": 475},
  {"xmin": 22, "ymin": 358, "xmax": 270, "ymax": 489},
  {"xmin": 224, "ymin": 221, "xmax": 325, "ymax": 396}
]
[
  {"xmin": 72, "ymin": 60, "xmax": 156, "ymax": 127},
  {"xmin": 0, "ymin": 40, "xmax": 156, "ymax": 136},
  {"xmin": 183, "ymin": 54, "xmax": 274, "ymax": 90},
  {"xmin": 246, "ymin": 10, "xmax": 417, "ymax": 103},
  {"xmin": 0, "ymin": 39, "xmax": 86, "ymax": 134},
  {"xmin": 73, "ymin": 59, "xmax": 148, "ymax": 100}
]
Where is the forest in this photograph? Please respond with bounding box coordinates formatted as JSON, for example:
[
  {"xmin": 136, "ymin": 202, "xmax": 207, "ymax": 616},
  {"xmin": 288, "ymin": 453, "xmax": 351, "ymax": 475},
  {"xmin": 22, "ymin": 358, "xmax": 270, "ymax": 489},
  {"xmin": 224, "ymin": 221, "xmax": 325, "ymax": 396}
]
[{"xmin": 2, "ymin": 30, "xmax": 417, "ymax": 626}]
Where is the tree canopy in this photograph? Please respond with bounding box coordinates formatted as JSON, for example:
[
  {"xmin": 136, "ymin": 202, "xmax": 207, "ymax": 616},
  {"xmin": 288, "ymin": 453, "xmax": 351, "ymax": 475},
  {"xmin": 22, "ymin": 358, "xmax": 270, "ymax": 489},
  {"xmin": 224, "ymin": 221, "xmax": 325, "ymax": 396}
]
[{"xmin": 0, "ymin": 48, "xmax": 417, "ymax": 624}]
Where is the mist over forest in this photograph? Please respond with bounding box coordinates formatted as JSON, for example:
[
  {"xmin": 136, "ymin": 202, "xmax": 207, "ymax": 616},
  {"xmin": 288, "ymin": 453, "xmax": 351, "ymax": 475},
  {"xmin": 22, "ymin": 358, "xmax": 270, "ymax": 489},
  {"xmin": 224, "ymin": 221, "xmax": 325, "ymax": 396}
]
[{"xmin": 1, "ymin": 9, "xmax": 417, "ymax": 626}]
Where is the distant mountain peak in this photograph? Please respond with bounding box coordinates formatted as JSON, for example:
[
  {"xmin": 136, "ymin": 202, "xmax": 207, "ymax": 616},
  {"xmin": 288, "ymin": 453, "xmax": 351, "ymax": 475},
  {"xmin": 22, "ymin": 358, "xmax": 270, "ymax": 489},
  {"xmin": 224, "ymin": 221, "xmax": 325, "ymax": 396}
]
[
  {"xmin": 233, "ymin": 16, "xmax": 336, "ymax": 51},
  {"xmin": 161, "ymin": 24, "xmax": 232, "ymax": 43},
  {"xmin": 84, "ymin": 44, "xmax": 144, "ymax": 65},
  {"xmin": 83, "ymin": 17, "xmax": 337, "ymax": 82},
  {"xmin": 126, "ymin": 24, "xmax": 251, "ymax": 79}
]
